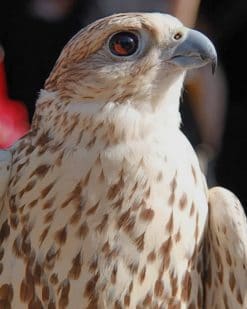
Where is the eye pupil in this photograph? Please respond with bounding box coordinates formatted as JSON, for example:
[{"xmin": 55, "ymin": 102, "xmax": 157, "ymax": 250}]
[{"xmin": 109, "ymin": 32, "xmax": 139, "ymax": 56}]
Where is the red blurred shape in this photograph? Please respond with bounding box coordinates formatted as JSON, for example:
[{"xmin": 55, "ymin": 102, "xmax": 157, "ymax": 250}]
[{"xmin": 0, "ymin": 49, "xmax": 30, "ymax": 149}]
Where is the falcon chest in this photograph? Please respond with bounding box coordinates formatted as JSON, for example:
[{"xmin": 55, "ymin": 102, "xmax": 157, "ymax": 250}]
[{"xmin": 4, "ymin": 117, "xmax": 208, "ymax": 308}]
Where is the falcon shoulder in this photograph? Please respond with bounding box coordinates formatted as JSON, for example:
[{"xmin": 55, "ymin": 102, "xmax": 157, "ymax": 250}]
[
  {"xmin": 0, "ymin": 150, "xmax": 12, "ymax": 212},
  {"xmin": 205, "ymin": 186, "xmax": 247, "ymax": 308}
]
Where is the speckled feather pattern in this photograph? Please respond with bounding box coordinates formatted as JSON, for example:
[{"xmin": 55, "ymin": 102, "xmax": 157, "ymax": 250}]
[{"xmin": 0, "ymin": 13, "xmax": 246, "ymax": 309}]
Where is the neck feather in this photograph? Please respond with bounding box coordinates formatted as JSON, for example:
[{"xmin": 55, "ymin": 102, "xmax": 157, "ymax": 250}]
[{"xmin": 32, "ymin": 76, "xmax": 184, "ymax": 146}]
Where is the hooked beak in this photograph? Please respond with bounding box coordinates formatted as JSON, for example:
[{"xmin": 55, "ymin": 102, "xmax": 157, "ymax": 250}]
[{"xmin": 168, "ymin": 29, "xmax": 217, "ymax": 73}]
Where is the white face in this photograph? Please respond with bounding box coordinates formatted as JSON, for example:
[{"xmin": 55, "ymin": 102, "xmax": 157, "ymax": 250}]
[
  {"xmin": 69, "ymin": 14, "xmax": 186, "ymax": 104},
  {"xmin": 46, "ymin": 13, "xmax": 216, "ymax": 106}
]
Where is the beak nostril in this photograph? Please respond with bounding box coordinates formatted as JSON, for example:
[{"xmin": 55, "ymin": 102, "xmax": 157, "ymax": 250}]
[{"xmin": 173, "ymin": 32, "xmax": 183, "ymax": 41}]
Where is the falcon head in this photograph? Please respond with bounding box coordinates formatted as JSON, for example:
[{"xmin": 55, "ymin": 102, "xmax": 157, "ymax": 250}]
[{"xmin": 45, "ymin": 13, "xmax": 216, "ymax": 108}]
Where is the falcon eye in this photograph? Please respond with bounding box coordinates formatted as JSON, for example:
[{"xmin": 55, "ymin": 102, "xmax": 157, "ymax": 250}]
[{"xmin": 109, "ymin": 32, "xmax": 139, "ymax": 57}]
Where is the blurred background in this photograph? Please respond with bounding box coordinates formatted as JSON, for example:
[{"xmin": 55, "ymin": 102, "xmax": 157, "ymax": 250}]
[{"xmin": 0, "ymin": 0, "xmax": 246, "ymax": 209}]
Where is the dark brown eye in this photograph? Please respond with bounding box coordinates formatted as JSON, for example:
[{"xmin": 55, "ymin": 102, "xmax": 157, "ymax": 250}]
[{"xmin": 109, "ymin": 32, "xmax": 139, "ymax": 56}]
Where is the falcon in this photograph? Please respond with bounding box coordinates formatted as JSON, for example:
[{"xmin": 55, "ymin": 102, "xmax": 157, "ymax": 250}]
[{"xmin": 0, "ymin": 13, "xmax": 246, "ymax": 308}]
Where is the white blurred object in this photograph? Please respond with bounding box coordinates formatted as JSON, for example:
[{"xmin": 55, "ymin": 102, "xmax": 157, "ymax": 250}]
[
  {"xmin": 29, "ymin": 0, "xmax": 76, "ymax": 21},
  {"xmin": 95, "ymin": 0, "xmax": 169, "ymax": 16}
]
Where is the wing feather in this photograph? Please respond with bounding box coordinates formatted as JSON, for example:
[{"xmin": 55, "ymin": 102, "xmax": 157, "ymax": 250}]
[
  {"xmin": 204, "ymin": 187, "xmax": 247, "ymax": 308},
  {"xmin": 0, "ymin": 150, "xmax": 12, "ymax": 211}
]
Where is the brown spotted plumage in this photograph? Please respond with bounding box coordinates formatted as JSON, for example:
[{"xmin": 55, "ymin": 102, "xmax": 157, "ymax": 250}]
[{"xmin": 0, "ymin": 12, "xmax": 246, "ymax": 308}]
